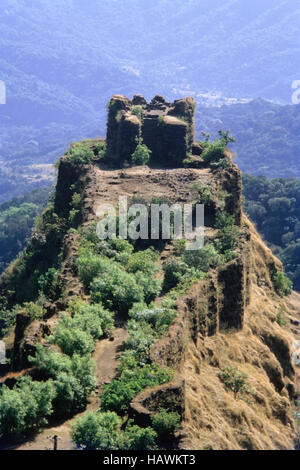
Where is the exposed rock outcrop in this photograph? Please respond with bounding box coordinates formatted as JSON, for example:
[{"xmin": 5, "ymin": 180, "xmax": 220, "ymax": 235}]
[{"xmin": 106, "ymin": 94, "xmax": 196, "ymax": 167}]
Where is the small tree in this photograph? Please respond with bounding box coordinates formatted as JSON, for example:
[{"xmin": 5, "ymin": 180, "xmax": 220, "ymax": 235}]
[
  {"xmin": 131, "ymin": 143, "xmax": 151, "ymax": 165},
  {"xmin": 218, "ymin": 366, "xmax": 250, "ymax": 399},
  {"xmin": 218, "ymin": 130, "xmax": 236, "ymax": 146},
  {"xmin": 272, "ymin": 271, "xmax": 293, "ymax": 297}
]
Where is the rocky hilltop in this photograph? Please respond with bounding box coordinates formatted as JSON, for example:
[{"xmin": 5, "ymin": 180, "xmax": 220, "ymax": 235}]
[
  {"xmin": 106, "ymin": 94, "xmax": 196, "ymax": 167},
  {"xmin": 0, "ymin": 95, "xmax": 299, "ymax": 450}
]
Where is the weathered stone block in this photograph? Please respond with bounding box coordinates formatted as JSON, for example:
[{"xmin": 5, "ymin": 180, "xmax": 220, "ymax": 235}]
[{"xmin": 106, "ymin": 94, "xmax": 196, "ymax": 167}]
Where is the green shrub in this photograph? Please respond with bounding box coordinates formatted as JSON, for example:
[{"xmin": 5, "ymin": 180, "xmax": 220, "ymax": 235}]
[
  {"xmin": 68, "ymin": 191, "xmax": 82, "ymax": 227},
  {"xmin": 0, "ymin": 306, "xmax": 19, "ymax": 337},
  {"xmin": 217, "ymin": 130, "xmax": 236, "ymax": 146},
  {"xmin": 91, "ymin": 266, "xmax": 144, "ymax": 314},
  {"xmin": 202, "ymin": 141, "xmax": 226, "ymax": 166},
  {"xmin": 162, "ymin": 258, "xmax": 189, "ymax": 290},
  {"xmin": 201, "ymin": 131, "xmax": 235, "ymax": 168},
  {"xmin": 79, "ymin": 231, "xmax": 134, "ymax": 265},
  {"xmin": 215, "ymin": 211, "xmax": 235, "ymax": 229},
  {"xmin": 30, "ymin": 346, "xmax": 96, "ymax": 414},
  {"xmin": 131, "ymin": 106, "xmax": 144, "ymax": 120},
  {"xmin": 23, "ymin": 301, "xmax": 45, "ymax": 320},
  {"xmin": 126, "ymin": 249, "xmax": 161, "ymax": 302},
  {"xmin": 122, "ymin": 421, "xmax": 157, "ymax": 450},
  {"xmin": 277, "ymin": 308, "xmax": 286, "ymax": 326},
  {"xmin": 151, "ymin": 409, "xmax": 181, "ymax": 437},
  {"xmin": 108, "ymin": 237, "xmax": 134, "ymax": 255},
  {"xmin": 49, "ymin": 322, "xmax": 95, "ymax": 356},
  {"xmin": 131, "ymin": 143, "xmax": 151, "ymax": 166},
  {"xmin": 68, "ymin": 300, "xmax": 114, "ymax": 337},
  {"xmin": 134, "ymin": 272, "xmax": 162, "ymax": 304},
  {"xmin": 118, "ymin": 300, "xmax": 177, "ymax": 368},
  {"xmin": 29, "ymin": 345, "xmax": 96, "ymax": 415},
  {"xmin": 188, "ymin": 182, "xmax": 213, "ymax": 205},
  {"xmin": 76, "ymin": 248, "xmax": 110, "ymax": 288},
  {"xmin": 218, "ymin": 366, "xmax": 252, "ymax": 399},
  {"xmin": 30, "ymin": 345, "xmax": 72, "ymax": 377},
  {"xmin": 0, "ymin": 376, "xmax": 56, "ymax": 438},
  {"xmin": 184, "ymin": 244, "xmax": 221, "ymax": 272},
  {"xmin": 53, "ymin": 369, "xmax": 96, "ymax": 415},
  {"xmin": 94, "ymin": 141, "xmax": 107, "ymax": 159},
  {"xmin": 214, "ymin": 225, "xmax": 239, "ymax": 253},
  {"xmin": 127, "ymin": 248, "xmax": 159, "ymax": 275},
  {"xmin": 129, "ymin": 305, "xmax": 165, "ymax": 326},
  {"xmin": 218, "ymin": 190, "xmax": 231, "ymax": 210},
  {"xmin": 65, "ymin": 143, "xmax": 94, "ymax": 165},
  {"xmin": 71, "ymin": 411, "xmax": 122, "ymax": 450},
  {"xmin": 71, "ymin": 412, "xmax": 157, "ymax": 450},
  {"xmin": 38, "ymin": 267, "xmax": 64, "ymax": 301},
  {"xmin": 272, "ymin": 271, "xmax": 293, "ymax": 297},
  {"xmin": 124, "ymin": 320, "xmax": 158, "ymax": 364},
  {"xmin": 101, "ymin": 364, "xmax": 173, "ymax": 413},
  {"xmin": 173, "ymin": 239, "xmax": 187, "ymax": 255},
  {"xmin": 129, "ymin": 304, "xmax": 177, "ymax": 336},
  {"xmin": 183, "ymin": 157, "xmax": 194, "ymax": 168}
]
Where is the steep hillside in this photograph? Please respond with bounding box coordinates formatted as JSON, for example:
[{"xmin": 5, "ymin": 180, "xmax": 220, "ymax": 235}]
[
  {"xmin": 243, "ymin": 175, "xmax": 300, "ymax": 291},
  {"xmin": 0, "ymin": 96, "xmax": 299, "ymax": 450}
]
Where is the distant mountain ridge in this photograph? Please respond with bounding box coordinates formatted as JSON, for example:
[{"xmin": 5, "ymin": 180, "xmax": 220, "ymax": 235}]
[{"xmin": 1, "ymin": 0, "xmax": 300, "ymax": 201}]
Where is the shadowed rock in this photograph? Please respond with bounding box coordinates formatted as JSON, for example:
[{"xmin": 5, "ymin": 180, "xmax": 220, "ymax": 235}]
[{"xmin": 106, "ymin": 94, "xmax": 196, "ymax": 167}]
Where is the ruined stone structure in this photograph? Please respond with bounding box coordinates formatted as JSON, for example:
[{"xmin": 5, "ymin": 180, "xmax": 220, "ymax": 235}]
[{"xmin": 106, "ymin": 94, "xmax": 196, "ymax": 167}]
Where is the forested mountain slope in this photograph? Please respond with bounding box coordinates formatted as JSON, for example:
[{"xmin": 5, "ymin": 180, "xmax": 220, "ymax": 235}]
[
  {"xmin": 243, "ymin": 175, "xmax": 300, "ymax": 291},
  {"xmin": 196, "ymin": 100, "xmax": 300, "ymax": 178}
]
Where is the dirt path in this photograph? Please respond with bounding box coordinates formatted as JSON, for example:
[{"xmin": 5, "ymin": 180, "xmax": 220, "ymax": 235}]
[{"xmin": 15, "ymin": 328, "xmax": 128, "ymax": 451}]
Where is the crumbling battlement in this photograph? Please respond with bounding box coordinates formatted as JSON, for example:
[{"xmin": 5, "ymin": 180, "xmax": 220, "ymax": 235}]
[{"xmin": 106, "ymin": 94, "xmax": 196, "ymax": 167}]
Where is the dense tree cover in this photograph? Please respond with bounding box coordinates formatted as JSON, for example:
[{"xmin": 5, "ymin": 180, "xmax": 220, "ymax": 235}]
[
  {"xmin": 196, "ymin": 100, "xmax": 300, "ymax": 178},
  {"xmin": 0, "ymin": 187, "xmax": 52, "ymax": 274},
  {"xmin": 243, "ymin": 175, "xmax": 300, "ymax": 291}
]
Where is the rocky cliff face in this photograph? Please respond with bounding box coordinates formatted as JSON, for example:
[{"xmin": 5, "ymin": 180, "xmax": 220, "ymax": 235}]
[
  {"xmin": 106, "ymin": 94, "xmax": 196, "ymax": 167},
  {"xmin": 0, "ymin": 96, "xmax": 299, "ymax": 450},
  {"xmin": 145, "ymin": 216, "xmax": 299, "ymax": 450}
]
